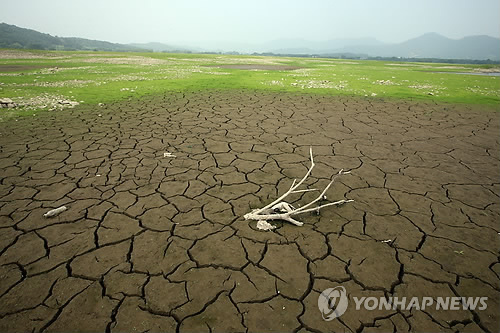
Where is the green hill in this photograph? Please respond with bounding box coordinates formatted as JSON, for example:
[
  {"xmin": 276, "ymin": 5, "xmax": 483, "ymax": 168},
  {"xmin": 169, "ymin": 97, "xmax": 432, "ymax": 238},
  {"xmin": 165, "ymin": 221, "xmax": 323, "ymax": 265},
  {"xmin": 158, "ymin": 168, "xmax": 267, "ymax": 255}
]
[{"xmin": 0, "ymin": 23, "xmax": 146, "ymax": 52}]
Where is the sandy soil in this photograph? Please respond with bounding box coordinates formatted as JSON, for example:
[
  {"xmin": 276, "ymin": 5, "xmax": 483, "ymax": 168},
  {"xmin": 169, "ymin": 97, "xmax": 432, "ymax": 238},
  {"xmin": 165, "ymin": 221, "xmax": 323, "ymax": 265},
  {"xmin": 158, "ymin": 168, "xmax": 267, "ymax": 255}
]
[{"xmin": 0, "ymin": 91, "xmax": 499, "ymax": 332}]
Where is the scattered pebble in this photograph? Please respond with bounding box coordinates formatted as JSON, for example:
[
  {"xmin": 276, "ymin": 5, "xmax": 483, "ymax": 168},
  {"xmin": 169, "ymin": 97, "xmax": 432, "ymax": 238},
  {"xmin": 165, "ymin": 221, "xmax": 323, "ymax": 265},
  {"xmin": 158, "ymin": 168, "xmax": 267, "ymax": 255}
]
[
  {"xmin": 287, "ymin": 79, "xmax": 347, "ymax": 90},
  {"xmin": 374, "ymin": 79, "xmax": 398, "ymax": 85},
  {"xmin": 3, "ymin": 94, "xmax": 80, "ymax": 111},
  {"xmin": 256, "ymin": 220, "xmax": 276, "ymax": 231},
  {"xmin": 0, "ymin": 98, "xmax": 17, "ymax": 108}
]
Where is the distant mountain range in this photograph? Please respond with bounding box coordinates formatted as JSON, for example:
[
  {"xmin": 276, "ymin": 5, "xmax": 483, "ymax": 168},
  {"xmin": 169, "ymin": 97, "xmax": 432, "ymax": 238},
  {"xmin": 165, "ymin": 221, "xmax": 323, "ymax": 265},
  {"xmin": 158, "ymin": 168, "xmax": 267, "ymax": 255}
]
[
  {"xmin": 331, "ymin": 33, "xmax": 500, "ymax": 60},
  {"xmin": 128, "ymin": 42, "xmax": 201, "ymax": 53},
  {"xmin": 272, "ymin": 37, "xmax": 384, "ymax": 55},
  {"xmin": 227, "ymin": 33, "xmax": 499, "ymax": 60},
  {"xmin": 1, "ymin": 22, "xmax": 499, "ymax": 61}
]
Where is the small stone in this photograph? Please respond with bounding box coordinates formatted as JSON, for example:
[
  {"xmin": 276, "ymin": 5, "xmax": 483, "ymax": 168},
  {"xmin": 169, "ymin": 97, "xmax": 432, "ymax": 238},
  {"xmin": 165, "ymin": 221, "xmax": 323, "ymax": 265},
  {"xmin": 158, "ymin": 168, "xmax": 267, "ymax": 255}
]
[
  {"xmin": 256, "ymin": 220, "xmax": 276, "ymax": 231},
  {"xmin": 43, "ymin": 206, "xmax": 68, "ymax": 218}
]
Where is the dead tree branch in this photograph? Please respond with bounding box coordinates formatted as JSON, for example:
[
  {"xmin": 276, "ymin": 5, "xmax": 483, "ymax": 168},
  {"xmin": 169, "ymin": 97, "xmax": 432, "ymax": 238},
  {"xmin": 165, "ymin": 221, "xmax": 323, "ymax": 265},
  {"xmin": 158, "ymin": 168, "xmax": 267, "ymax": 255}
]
[{"xmin": 244, "ymin": 147, "xmax": 353, "ymax": 227}]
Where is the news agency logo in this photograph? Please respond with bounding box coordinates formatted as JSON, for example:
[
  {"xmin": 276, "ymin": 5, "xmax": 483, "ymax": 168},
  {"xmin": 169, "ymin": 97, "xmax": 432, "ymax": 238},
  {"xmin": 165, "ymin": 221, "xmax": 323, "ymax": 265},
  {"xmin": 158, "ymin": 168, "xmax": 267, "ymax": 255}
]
[
  {"xmin": 318, "ymin": 286, "xmax": 488, "ymax": 321},
  {"xmin": 317, "ymin": 286, "xmax": 349, "ymax": 321}
]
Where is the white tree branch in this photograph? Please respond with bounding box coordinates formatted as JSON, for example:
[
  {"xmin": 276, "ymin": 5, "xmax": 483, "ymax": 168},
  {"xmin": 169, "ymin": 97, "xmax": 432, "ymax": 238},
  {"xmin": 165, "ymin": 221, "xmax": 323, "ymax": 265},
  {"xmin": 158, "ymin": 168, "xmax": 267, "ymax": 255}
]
[{"xmin": 244, "ymin": 147, "xmax": 352, "ymax": 228}]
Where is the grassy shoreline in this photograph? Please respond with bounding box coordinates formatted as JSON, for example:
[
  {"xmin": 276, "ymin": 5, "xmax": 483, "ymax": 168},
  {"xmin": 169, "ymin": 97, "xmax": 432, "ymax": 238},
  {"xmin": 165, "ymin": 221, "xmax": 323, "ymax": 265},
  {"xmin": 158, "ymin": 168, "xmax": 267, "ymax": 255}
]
[{"xmin": 1, "ymin": 49, "xmax": 499, "ymax": 118}]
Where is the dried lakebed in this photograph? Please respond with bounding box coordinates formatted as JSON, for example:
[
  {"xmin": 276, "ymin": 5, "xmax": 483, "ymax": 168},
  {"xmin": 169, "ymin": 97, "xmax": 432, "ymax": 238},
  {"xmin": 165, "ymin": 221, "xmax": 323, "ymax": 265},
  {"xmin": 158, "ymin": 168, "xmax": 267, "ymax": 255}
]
[{"xmin": 0, "ymin": 91, "xmax": 499, "ymax": 332}]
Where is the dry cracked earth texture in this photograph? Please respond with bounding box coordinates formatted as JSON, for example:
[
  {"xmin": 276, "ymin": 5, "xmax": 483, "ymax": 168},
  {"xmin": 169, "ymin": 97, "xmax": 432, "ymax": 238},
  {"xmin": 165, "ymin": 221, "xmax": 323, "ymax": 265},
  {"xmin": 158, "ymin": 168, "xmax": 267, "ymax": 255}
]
[{"xmin": 0, "ymin": 91, "xmax": 499, "ymax": 333}]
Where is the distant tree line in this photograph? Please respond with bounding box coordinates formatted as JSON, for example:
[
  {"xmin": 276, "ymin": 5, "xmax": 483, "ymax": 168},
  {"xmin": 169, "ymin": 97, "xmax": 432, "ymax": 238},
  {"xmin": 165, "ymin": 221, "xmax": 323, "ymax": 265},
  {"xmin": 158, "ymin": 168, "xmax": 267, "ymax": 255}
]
[
  {"xmin": 365, "ymin": 56, "xmax": 499, "ymax": 65},
  {"xmin": 245, "ymin": 52, "xmax": 499, "ymax": 65},
  {"xmin": 193, "ymin": 49, "xmax": 499, "ymax": 65}
]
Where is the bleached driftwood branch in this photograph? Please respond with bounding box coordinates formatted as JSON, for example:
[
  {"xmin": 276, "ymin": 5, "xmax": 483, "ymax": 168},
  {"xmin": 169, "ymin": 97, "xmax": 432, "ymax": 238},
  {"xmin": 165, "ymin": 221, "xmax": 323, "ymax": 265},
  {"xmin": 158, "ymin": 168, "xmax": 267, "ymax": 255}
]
[{"xmin": 244, "ymin": 147, "xmax": 353, "ymax": 227}]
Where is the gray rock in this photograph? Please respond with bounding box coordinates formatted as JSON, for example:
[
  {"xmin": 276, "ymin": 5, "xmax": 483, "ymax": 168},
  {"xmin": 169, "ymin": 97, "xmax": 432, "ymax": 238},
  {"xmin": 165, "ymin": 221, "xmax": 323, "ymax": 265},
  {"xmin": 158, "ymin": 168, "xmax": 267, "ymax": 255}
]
[
  {"xmin": 0, "ymin": 98, "xmax": 13, "ymax": 104},
  {"xmin": 0, "ymin": 98, "xmax": 17, "ymax": 109}
]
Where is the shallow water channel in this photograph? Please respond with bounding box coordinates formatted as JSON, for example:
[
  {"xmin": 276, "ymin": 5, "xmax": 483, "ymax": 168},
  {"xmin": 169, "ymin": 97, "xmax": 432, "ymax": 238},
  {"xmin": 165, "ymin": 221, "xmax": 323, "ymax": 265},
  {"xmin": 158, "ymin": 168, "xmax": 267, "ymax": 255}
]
[{"xmin": 431, "ymin": 71, "xmax": 500, "ymax": 77}]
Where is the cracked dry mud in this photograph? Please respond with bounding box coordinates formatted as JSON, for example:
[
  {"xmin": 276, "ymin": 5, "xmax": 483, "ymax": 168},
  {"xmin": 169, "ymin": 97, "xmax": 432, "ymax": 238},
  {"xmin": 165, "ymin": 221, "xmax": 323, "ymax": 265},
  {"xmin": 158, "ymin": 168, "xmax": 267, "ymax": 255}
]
[{"xmin": 0, "ymin": 91, "xmax": 499, "ymax": 332}]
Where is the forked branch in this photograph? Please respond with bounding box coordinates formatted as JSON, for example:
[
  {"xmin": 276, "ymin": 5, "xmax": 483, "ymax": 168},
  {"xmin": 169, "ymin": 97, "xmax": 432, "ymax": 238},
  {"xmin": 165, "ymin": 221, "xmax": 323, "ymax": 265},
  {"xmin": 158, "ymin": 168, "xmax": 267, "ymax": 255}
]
[{"xmin": 244, "ymin": 147, "xmax": 353, "ymax": 227}]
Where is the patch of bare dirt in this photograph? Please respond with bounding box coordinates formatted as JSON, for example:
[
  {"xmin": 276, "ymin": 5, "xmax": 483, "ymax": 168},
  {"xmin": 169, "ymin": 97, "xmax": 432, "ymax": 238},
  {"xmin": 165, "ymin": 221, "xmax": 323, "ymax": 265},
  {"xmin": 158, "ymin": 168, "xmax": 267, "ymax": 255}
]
[{"xmin": 0, "ymin": 65, "xmax": 47, "ymax": 73}]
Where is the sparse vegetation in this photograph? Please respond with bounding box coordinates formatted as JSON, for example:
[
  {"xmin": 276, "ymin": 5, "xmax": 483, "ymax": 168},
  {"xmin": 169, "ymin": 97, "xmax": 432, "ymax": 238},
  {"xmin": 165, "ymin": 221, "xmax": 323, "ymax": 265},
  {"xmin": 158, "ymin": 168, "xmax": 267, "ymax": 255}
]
[{"xmin": 1, "ymin": 49, "xmax": 499, "ymax": 118}]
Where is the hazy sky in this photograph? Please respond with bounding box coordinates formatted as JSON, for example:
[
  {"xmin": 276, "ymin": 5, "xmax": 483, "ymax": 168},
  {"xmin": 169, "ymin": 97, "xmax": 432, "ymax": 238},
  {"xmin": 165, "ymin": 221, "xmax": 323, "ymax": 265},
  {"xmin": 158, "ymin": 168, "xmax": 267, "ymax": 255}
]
[{"xmin": 1, "ymin": 0, "xmax": 499, "ymax": 46}]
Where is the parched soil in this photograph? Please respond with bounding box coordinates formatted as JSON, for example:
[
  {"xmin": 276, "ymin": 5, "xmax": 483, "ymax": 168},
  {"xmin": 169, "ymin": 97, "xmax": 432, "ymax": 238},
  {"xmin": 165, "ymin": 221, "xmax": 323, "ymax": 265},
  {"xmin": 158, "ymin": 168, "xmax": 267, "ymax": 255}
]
[{"xmin": 0, "ymin": 91, "xmax": 499, "ymax": 332}]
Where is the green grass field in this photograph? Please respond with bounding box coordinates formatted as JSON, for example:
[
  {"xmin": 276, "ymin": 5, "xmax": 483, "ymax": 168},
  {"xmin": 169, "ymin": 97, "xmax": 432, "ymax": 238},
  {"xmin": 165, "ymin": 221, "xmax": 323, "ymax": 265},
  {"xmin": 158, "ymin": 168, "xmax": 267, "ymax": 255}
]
[{"xmin": 1, "ymin": 49, "xmax": 499, "ymax": 118}]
